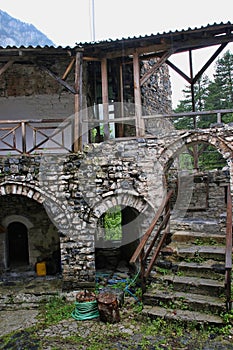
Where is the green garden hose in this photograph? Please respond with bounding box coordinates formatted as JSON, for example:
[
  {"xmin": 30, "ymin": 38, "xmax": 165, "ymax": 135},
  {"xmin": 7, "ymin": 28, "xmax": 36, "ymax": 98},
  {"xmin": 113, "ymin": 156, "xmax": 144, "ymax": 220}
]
[{"xmin": 71, "ymin": 300, "xmax": 99, "ymax": 321}]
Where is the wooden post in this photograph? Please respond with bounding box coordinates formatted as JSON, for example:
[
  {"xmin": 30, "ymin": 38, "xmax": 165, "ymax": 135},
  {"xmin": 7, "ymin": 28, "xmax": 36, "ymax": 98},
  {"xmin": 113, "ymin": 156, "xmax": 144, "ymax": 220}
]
[
  {"xmin": 217, "ymin": 112, "xmax": 221, "ymax": 123},
  {"xmin": 189, "ymin": 50, "xmax": 199, "ymax": 171},
  {"xmin": 101, "ymin": 58, "xmax": 109, "ymax": 140},
  {"xmin": 21, "ymin": 121, "xmax": 26, "ymax": 154},
  {"xmin": 73, "ymin": 51, "xmax": 83, "ymax": 152},
  {"xmin": 139, "ymin": 248, "xmax": 146, "ymax": 293},
  {"xmin": 118, "ymin": 63, "xmax": 124, "ymax": 137},
  {"xmin": 133, "ymin": 52, "xmax": 144, "ymax": 136}
]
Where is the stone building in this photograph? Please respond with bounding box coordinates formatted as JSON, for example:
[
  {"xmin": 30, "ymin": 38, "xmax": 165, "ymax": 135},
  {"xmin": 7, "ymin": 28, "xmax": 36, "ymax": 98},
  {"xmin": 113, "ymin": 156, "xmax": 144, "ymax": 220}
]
[{"xmin": 0, "ymin": 22, "xmax": 232, "ymax": 293}]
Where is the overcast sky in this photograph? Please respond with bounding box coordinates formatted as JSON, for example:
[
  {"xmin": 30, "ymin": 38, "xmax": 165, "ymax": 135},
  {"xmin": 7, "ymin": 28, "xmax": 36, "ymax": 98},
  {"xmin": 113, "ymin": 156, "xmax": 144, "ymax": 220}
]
[{"xmin": 0, "ymin": 0, "xmax": 233, "ymax": 107}]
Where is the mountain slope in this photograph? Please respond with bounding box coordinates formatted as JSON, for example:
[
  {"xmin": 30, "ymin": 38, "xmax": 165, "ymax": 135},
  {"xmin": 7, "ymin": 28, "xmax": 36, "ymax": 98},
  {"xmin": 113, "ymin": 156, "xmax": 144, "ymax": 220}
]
[{"xmin": 0, "ymin": 10, "xmax": 54, "ymax": 47}]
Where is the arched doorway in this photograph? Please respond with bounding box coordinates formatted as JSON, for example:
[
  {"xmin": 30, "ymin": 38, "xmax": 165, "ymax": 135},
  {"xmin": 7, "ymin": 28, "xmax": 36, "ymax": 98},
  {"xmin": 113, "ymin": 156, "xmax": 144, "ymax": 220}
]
[
  {"xmin": 7, "ymin": 221, "xmax": 29, "ymax": 267},
  {"xmin": 95, "ymin": 205, "xmax": 140, "ymax": 272}
]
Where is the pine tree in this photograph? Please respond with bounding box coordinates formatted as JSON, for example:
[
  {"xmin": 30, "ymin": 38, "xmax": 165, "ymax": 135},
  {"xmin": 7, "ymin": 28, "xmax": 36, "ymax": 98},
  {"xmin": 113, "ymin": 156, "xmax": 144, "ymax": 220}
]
[
  {"xmin": 172, "ymin": 52, "xmax": 233, "ymax": 170},
  {"xmin": 205, "ymin": 50, "xmax": 233, "ymax": 123},
  {"xmin": 174, "ymin": 74, "xmax": 210, "ymax": 129}
]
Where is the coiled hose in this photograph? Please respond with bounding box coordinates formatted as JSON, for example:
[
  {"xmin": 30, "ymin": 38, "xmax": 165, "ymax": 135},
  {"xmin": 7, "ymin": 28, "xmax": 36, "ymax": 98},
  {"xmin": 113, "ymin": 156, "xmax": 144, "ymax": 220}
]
[{"xmin": 71, "ymin": 300, "xmax": 99, "ymax": 320}]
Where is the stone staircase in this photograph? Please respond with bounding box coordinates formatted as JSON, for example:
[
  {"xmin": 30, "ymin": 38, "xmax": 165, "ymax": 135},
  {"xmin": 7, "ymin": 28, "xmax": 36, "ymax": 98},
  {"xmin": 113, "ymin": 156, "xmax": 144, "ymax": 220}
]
[{"xmin": 142, "ymin": 222, "xmax": 228, "ymax": 325}]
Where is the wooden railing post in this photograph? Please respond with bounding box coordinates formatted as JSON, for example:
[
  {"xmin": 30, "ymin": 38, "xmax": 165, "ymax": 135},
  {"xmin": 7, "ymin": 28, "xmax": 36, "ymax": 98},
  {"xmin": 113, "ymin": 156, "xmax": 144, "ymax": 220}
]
[
  {"xmin": 21, "ymin": 121, "xmax": 26, "ymax": 154},
  {"xmin": 133, "ymin": 51, "xmax": 145, "ymax": 137},
  {"xmin": 74, "ymin": 51, "xmax": 83, "ymax": 152},
  {"xmin": 225, "ymin": 184, "xmax": 232, "ymax": 311},
  {"xmin": 217, "ymin": 112, "xmax": 222, "ymax": 123},
  {"xmin": 101, "ymin": 58, "xmax": 110, "ymax": 140},
  {"xmin": 139, "ymin": 248, "xmax": 146, "ymax": 293},
  {"xmin": 130, "ymin": 190, "xmax": 173, "ymax": 286}
]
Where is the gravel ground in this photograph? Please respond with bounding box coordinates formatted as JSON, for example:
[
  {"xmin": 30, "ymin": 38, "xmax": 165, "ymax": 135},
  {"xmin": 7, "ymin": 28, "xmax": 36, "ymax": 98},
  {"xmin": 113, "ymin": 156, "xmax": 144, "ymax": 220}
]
[{"xmin": 0, "ymin": 298, "xmax": 233, "ymax": 350}]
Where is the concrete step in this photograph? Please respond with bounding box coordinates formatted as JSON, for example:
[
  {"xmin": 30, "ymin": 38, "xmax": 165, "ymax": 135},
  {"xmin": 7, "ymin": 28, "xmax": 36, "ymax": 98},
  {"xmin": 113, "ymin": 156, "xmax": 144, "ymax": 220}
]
[
  {"xmin": 142, "ymin": 305, "xmax": 224, "ymax": 325},
  {"xmin": 170, "ymin": 218, "xmax": 221, "ymax": 234},
  {"xmin": 162, "ymin": 245, "xmax": 226, "ymax": 261},
  {"xmin": 156, "ymin": 275, "xmax": 224, "ymax": 296},
  {"xmin": 171, "ymin": 231, "xmax": 225, "ymax": 245},
  {"xmin": 143, "ymin": 288, "xmax": 225, "ymax": 314},
  {"xmin": 155, "ymin": 259, "xmax": 225, "ymax": 279}
]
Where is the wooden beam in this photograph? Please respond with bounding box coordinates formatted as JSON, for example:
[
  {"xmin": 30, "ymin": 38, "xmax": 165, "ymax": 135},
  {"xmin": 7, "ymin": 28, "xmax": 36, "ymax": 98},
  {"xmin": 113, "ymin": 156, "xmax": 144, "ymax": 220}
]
[
  {"xmin": 101, "ymin": 58, "xmax": 110, "ymax": 139},
  {"xmin": 133, "ymin": 51, "xmax": 144, "ymax": 136},
  {"xmin": 118, "ymin": 63, "xmax": 124, "ymax": 137},
  {"xmin": 73, "ymin": 51, "xmax": 83, "ymax": 152},
  {"xmin": 140, "ymin": 50, "xmax": 172, "ymax": 86},
  {"xmin": 0, "ymin": 60, "xmax": 14, "ymax": 76},
  {"xmin": 105, "ymin": 42, "xmax": 170, "ymax": 60},
  {"xmin": 193, "ymin": 43, "xmax": 228, "ymax": 84},
  {"xmin": 83, "ymin": 56, "xmax": 101, "ymax": 62},
  {"xmin": 62, "ymin": 57, "xmax": 75, "ymax": 80},
  {"xmin": 166, "ymin": 59, "xmax": 192, "ymax": 84},
  {"xmin": 38, "ymin": 65, "xmax": 76, "ymax": 94}
]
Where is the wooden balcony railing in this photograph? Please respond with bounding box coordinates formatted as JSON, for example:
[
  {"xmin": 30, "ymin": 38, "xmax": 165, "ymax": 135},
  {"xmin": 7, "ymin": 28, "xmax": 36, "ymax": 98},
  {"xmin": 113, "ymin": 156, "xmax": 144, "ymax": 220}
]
[
  {"xmin": 0, "ymin": 118, "xmax": 73, "ymax": 155},
  {"xmin": 0, "ymin": 108, "xmax": 232, "ymax": 155},
  {"xmin": 225, "ymin": 184, "xmax": 232, "ymax": 311}
]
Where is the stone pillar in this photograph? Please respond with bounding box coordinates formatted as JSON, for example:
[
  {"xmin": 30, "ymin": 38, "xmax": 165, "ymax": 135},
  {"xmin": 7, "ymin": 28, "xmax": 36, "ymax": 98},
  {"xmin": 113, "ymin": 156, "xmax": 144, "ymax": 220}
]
[{"xmin": 61, "ymin": 221, "xmax": 96, "ymax": 290}]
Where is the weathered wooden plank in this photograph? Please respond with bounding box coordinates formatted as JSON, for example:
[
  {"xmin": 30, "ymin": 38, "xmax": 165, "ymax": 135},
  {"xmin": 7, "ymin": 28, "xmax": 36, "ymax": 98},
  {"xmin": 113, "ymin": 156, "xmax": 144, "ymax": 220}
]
[
  {"xmin": 140, "ymin": 50, "xmax": 172, "ymax": 86},
  {"xmin": 38, "ymin": 65, "xmax": 76, "ymax": 94},
  {"xmin": 62, "ymin": 57, "xmax": 75, "ymax": 80},
  {"xmin": 0, "ymin": 60, "xmax": 14, "ymax": 76},
  {"xmin": 73, "ymin": 51, "xmax": 83, "ymax": 152},
  {"xmin": 166, "ymin": 60, "xmax": 191, "ymax": 84},
  {"xmin": 101, "ymin": 58, "xmax": 110, "ymax": 139},
  {"xmin": 133, "ymin": 51, "xmax": 144, "ymax": 136}
]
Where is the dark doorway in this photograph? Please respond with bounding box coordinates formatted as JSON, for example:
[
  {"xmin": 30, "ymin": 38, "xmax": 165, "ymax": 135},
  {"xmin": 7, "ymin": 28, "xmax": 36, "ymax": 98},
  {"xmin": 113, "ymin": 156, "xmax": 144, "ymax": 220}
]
[
  {"xmin": 8, "ymin": 222, "xmax": 29, "ymax": 267},
  {"xmin": 95, "ymin": 206, "xmax": 140, "ymax": 271}
]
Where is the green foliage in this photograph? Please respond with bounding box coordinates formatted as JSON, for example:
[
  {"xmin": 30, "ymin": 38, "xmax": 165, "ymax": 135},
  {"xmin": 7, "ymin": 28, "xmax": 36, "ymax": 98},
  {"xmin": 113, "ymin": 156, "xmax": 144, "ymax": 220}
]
[
  {"xmin": 194, "ymin": 237, "xmax": 217, "ymax": 246},
  {"xmin": 221, "ymin": 310, "xmax": 233, "ymax": 324},
  {"xmin": 205, "ymin": 51, "xmax": 233, "ymax": 112},
  {"xmin": 156, "ymin": 266, "xmax": 170, "ymax": 275},
  {"xmin": 173, "ymin": 51, "xmax": 233, "ymax": 171},
  {"xmin": 39, "ymin": 296, "xmax": 74, "ymax": 325},
  {"xmin": 175, "ymin": 52, "xmax": 233, "ymax": 122},
  {"xmin": 103, "ymin": 205, "xmax": 122, "ymax": 240}
]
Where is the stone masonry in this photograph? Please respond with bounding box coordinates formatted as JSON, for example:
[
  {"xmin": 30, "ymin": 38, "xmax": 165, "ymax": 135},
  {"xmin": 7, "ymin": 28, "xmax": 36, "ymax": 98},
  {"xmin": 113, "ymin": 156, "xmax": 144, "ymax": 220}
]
[{"xmin": 0, "ymin": 125, "xmax": 232, "ymax": 289}]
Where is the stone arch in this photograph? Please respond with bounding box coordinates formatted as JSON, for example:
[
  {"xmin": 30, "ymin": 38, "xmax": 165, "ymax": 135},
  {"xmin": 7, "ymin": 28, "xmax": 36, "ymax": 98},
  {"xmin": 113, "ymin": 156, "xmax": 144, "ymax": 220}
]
[
  {"xmin": 158, "ymin": 130, "xmax": 233, "ymax": 169},
  {"xmin": 2, "ymin": 215, "xmax": 33, "ymax": 230},
  {"xmin": 92, "ymin": 191, "xmax": 152, "ymax": 219},
  {"xmin": 92, "ymin": 191, "xmax": 155, "ymax": 247},
  {"xmin": 93, "ymin": 192, "xmax": 154, "ymax": 272},
  {"xmin": 0, "ymin": 182, "xmax": 64, "ymax": 273},
  {"xmin": 0, "ymin": 181, "xmax": 72, "ymax": 233},
  {"xmin": 158, "ymin": 129, "xmax": 233, "ymax": 215}
]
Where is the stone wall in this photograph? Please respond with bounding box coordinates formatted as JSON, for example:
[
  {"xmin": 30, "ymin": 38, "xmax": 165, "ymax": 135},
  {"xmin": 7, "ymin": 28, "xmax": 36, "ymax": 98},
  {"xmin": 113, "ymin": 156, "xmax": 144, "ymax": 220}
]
[
  {"xmin": 141, "ymin": 58, "xmax": 172, "ymax": 114},
  {"xmin": 0, "ymin": 195, "xmax": 60, "ymax": 273},
  {"xmin": 0, "ymin": 127, "xmax": 232, "ymax": 289},
  {"xmin": 0, "ymin": 59, "xmax": 74, "ymax": 120},
  {"xmin": 169, "ymin": 170, "xmax": 231, "ymax": 233}
]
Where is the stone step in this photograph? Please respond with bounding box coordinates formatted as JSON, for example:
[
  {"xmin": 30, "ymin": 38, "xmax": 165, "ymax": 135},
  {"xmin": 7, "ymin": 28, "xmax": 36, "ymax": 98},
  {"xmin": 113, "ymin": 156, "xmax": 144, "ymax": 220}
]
[
  {"xmin": 156, "ymin": 275, "xmax": 224, "ymax": 296},
  {"xmin": 161, "ymin": 245, "xmax": 226, "ymax": 261},
  {"xmin": 143, "ymin": 288, "xmax": 225, "ymax": 314},
  {"xmin": 0, "ymin": 291, "xmax": 61, "ymax": 310},
  {"xmin": 171, "ymin": 231, "xmax": 225, "ymax": 245},
  {"xmin": 170, "ymin": 218, "xmax": 221, "ymax": 234},
  {"xmin": 155, "ymin": 259, "xmax": 225, "ymax": 279},
  {"xmin": 142, "ymin": 305, "xmax": 224, "ymax": 325}
]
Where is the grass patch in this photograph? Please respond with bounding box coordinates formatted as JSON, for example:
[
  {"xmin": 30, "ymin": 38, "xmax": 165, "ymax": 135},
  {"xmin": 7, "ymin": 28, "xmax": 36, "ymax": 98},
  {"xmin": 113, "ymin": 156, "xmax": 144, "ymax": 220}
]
[{"xmin": 39, "ymin": 296, "xmax": 74, "ymax": 325}]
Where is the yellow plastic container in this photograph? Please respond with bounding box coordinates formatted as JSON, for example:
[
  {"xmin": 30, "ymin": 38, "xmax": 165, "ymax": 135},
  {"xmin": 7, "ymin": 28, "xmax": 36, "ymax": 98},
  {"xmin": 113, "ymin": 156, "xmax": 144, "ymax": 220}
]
[{"xmin": 36, "ymin": 261, "xmax": 46, "ymax": 276}]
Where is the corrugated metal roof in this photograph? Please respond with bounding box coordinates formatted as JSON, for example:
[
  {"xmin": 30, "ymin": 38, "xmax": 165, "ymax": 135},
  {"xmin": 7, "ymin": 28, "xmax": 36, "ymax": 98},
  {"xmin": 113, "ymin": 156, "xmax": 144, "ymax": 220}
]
[
  {"xmin": 75, "ymin": 21, "xmax": 233, "ymax": 47},
  {"xmin": 0, "ymin": 22, "xmax": 232, "ymax": 51}
]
